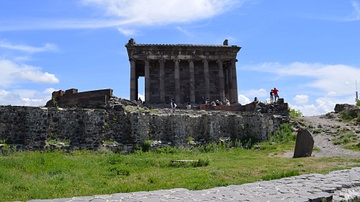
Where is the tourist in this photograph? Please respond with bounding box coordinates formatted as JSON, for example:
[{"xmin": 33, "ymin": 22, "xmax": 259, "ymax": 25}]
[
  {"xmin": 269, "ymin": 89, "xmax": 274, "ymax": 103},
  {"xmin": 272, "ymin": 87, "xmax": 279, "ymax": 102},
  {"xmin": 170, "ymin": 99, "xmax": 177, "ymax": 113},
  {"xmin": 225, "ymin": 97, "xmax": 230, "ymax": 106},
  {"xmin": 205, "ymin": 98, "xmax": 210, "ymax": 105},
  {"xmin": 186, "ymin": 102, "xmax": 191, "ymax": 110},
  {"xmin": 253, "ymin": 97, "xmax": 259, "ymax": 104}
]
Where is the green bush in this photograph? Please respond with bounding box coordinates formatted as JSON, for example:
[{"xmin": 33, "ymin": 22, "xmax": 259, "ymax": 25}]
[
  {"xmin": 268, "ymin": 123, "xmax": 296, "ymax": 143},
  {"xmin": 340, "ymin": 111, "xmax": 359, "ymax": 121},
  {"xmin": 289, "ymin": 108, "xmax": 302, "ymax": 120},
  {"xmin": 142, "ymin": 140, "xmax": 153, "ymax": 152}
]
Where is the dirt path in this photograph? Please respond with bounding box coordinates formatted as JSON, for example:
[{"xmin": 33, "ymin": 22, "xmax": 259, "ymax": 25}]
[{"xmin": 281, "ymin": 113, "xmax": 360, "ymax": 158}]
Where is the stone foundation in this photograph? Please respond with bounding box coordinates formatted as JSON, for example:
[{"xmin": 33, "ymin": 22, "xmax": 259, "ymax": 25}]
[{"xmin": 0, "ymin": 105, "xmax": 289, "ymax": 151}]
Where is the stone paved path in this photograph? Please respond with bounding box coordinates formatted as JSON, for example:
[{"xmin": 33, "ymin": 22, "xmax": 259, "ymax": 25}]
[{"xmin": 29, "ymin": 167, "xmax": 360, "ymax": 202}]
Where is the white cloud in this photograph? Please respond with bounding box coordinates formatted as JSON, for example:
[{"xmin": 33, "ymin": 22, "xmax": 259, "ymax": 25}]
[
  {"xmin": 0, "ymin": 0, "xmax": 244, "ymax": 31},
  {"xmin": 82, "ymin": 0, "xmax": 241, "ymax": 25},
  {"xmin": 244, "ymin": 62, "xmax": 360, "ymax": 97},
  {"xmin": 238, "ymin": 94, "xmax": 250, "ymax": 104},
  {"xmin": 345, "ymin": 0, "xmax": 360, "ymax": 21},
  {"xmin": 242, "ymin": 62, "xmax": 360, "ymax": 115},
  {"xmin": 293, "ymin": 94, "xmax": 308, "ymax": 104},
  {"xmin": 0, "ymin": 88, "xmax": 53, "ymax": 106},
  {"xmin": 176, "ymin": 26, "xmax": 194, "ymax": 37},
  {"xmin": 117, "ymin": 27, "xmax": 136, "ymax": 36},
  {"xmin": 0, "ymin": 41, "xmax": 59, "ymax": 53},
  {"xmin": 0, "ymin": 59, "xmax": 59, "ymax": 87}
]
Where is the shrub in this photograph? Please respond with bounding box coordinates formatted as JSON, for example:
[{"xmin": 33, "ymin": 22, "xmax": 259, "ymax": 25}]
[
  {"xmin": 268, "ymin": 123, "xmax": 295, "ymax": 143},
  {"xmin": 142, "ymin": 140, "xmax": 152, "ymax": 152},
  {"xmin": 289, "ymin": 108, "xmax": 302, "ymax": 120}
]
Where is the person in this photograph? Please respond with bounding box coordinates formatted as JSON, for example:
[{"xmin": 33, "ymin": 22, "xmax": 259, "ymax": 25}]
[
  {"xmin": 225, "ymin": 97, "xmax": 230, "ymax": 106},
  {"xmin": 253, "ymin": 97, "xmax": 262, "ymax": 112},
  {"xmin": 186, "ymin": 102, "xmax": 191, "ymax": 110},
  {"xmin": 269, "ymin": 89, "xmax": 274, "ymax": 103},
  {"xmin": 272, "ymin": 87, "xmax": 279, "ymax": 102},
  {"xmin": 211, "ymin": 101, "xmax": 217, "ymax": 106},
  {"xmin": 205, "ymin": 98, "xmax": 210, "ymax": 105},
  {"xmin": 170, "ymin": 99, "xmax": 177, "ymax": 113}
]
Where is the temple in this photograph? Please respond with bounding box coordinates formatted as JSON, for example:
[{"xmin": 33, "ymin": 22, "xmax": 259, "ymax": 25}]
[{"xmin": 125, "ymin": 38, "xmax": 241, "ymax": 105}]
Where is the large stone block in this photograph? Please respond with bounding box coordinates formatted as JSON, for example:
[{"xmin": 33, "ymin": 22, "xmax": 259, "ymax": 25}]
[{"xmin": 293, "ymin": 128, "xmax": 314, "ymax": 158}]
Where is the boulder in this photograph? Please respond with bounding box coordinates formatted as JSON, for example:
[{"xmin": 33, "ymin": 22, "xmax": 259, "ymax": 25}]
[
  {"xmin": 293, "ymin": 128, "xmax": 314, "ymax": 158},
  {"xmin": 334, "ymin": 104, "xmax": 358, "ymax": 113}
]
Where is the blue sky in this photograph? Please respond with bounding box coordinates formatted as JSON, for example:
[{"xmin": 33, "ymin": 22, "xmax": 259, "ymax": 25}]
[{"xmin": 1, "ymin": 0, "xmax": 360, "ymax": 116}]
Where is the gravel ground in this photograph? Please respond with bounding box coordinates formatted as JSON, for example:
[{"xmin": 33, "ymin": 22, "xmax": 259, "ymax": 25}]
[{"xmin": 282, "ymin": 113, "xmax": 360, "ymax": 157}]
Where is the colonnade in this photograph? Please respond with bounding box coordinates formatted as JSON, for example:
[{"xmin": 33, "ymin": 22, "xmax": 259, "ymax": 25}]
[{"xmin": 130, "ymin": 57, "xmax": 238, "ymax": 104}]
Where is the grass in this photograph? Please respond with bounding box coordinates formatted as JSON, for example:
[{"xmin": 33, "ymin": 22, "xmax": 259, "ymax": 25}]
[
  {"xmin": 1, "ymin": 142, "xmax": 360, "ymax": 201},
  {"xmin": 0, "ymin": 123, "xmax": 359, "ymax": 201}
]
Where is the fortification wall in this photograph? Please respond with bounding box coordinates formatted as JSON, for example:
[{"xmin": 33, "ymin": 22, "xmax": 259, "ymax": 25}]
[{"xmin": 0, "ymin": 106, "xmax": 289, "ymax": 151}]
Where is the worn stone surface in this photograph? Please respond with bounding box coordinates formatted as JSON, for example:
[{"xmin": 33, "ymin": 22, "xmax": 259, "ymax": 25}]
[
  {"xmin": 28, "ymin": 167, "xmax": 360, "ymax": 202},
  {"xmin": 293, "ymin": 128, "xmax": 314, "ymax": 158}
]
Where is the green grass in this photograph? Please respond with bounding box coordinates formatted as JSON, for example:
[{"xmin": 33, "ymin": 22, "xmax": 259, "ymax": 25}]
[{"xmin": 1, "ymin": 143, "xmax": 360, "ymax": 201}]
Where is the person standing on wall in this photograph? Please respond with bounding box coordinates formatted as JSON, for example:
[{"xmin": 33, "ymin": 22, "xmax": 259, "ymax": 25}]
[
  {"xmin": 272, "ymin": 87, "xmax": 279, "ymax": 102},
  {"xmin": 270, "ymin": 89, "xmax": 274, "ymax": 103},
  {"xmin": 170, "ymin": 99, "xmax": 177, "ymax": 113}
]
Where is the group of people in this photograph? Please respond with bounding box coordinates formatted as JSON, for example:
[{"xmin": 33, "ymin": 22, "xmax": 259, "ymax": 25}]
[
  {"xmin": 170, "ymin": 87, "xmax": 279, "ymax": 112},
  {"xmin": 170, "ymin": 96, "xmax": 231, "ymax": 112},
  {"xmin": 205, "ymin": 97, "xmax": 230, "ymax": 107},
  {"xmin": 270, "ymin": 87, "xmax": 279, "ymax": 103},
  {"xmin": 252, "ymin": 87, "xmax": 280, "ymax": 105}
]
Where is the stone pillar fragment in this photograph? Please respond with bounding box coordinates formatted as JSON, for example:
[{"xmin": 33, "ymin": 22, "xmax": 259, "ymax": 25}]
[
  {"xmin": 130, "ymin": 59, "xmax": 137, "ymax": 101},
  {"xmin": 293, "ymin": 128, "xmax": 314, "ymax": 158}
]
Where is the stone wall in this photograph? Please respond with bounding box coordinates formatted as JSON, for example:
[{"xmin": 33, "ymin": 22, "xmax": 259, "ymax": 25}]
[
  {"xmin": 0, "ymin": 105, "xmax": 289, "ymax": 151},
  {"xmin": 45, "ymin": 88, "xmax": 113, "ymax": 108}
]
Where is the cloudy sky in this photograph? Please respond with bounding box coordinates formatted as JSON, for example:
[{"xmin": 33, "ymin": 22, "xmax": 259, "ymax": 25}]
[{"xmin": 0, "ymin": 0, "xmax": 359, "ymax": 115}]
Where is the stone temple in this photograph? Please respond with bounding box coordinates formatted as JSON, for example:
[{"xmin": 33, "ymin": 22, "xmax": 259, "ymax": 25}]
[{"xmin": 125, "ymin": 38, "xmax": 241, "ymax": 105}]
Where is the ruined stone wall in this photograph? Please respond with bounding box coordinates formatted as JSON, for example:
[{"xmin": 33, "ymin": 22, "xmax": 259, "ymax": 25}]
[{"xmin": 0, "ymin": 106, "xmax": 288, "ymax": 151}]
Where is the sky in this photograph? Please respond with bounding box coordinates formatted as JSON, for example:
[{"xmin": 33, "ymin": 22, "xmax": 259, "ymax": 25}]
[{"xmin": 0, "ymin": 0, "xmax": 360, "ymax": 116}]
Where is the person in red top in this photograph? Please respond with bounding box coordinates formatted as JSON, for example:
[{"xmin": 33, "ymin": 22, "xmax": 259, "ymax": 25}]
[{"xmin": 272, "ymin": 87, "xmax": 279, "ymax": 102}]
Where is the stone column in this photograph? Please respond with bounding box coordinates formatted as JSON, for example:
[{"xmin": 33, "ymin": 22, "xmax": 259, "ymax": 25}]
[
  {"xmin": 224, "ymin": 65, "xmax": 230, "ymax": 100},
  {"xmin": 145, "ymin": 59, "xmax": 151, "ymax": 103},
  {"xmin": 189, "ymin": 59, "xmax": 195, "ymax": 103},
  {"xmin": 130, "ymin": 59, "xmax": 137, "ymax": 101},
  {"xmin": 230, "ymin": 59, "xmax": 238, "ymax": 103},
  {"xmin": 174, "ymin": 59, "xmax": 180, "ymax": 103},
  {"xmin": 203, "ymin": 58, "xmax": 210, "ymax": 100},
  {"xmin": 159, "ymin": 58, "xmax": 165, "ymax": 103},
  {"xmin": 217, "ymin": 59, "xmax": 225, "ymax": 102}
]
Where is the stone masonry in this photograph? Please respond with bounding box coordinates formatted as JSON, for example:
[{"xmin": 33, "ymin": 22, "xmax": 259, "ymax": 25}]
[
  {"xmin": 125, "ymin": 38, "xmax": 241, "ymax": 105},
  {"xmin": 0, "ymin": 103, "xmax": 288, "ymax": 151}
]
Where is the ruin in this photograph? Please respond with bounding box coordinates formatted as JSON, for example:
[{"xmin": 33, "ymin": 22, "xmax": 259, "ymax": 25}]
[
  {"xmin": 45, "ymin": 88, "xmax": 113, "ymax": 108},
  {"xmin": 125, "ymin": 38, "xmax": 241, "ymax": 105}
]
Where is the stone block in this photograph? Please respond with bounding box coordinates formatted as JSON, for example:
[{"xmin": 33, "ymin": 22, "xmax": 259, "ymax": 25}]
[{"xmin": 293, "ymin": 128, "xmax": 314, "ymax": 158}]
